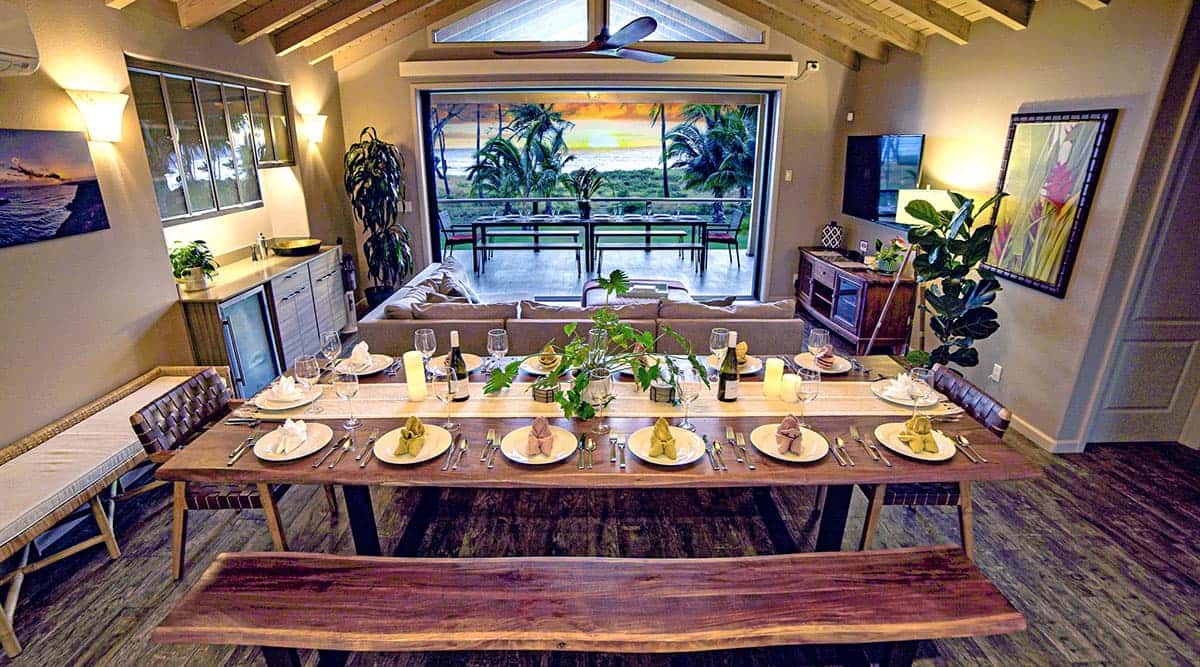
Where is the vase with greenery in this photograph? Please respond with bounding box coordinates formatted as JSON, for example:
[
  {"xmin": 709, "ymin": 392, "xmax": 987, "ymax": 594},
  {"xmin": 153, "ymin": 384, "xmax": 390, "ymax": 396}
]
[
  {"xmin": 484, "ymin": 271, "xmax": 707, "ymax": 420},
  {"xmin": 562, "ymin": 167, "xmax": 605, "ymax": 219},
  {"xmin": 873, "ymin": 237, "xmax": 906, "ymax": 274},
  {"xmin": 169, "ymin": 240, "xmax": 218, "ymax": 292},
  {"xmin": 344, "ymin": 127, "xmax": 413, "ymax": 308},
  {"xmin": 903, "ymin": 192, "xmax": 1006, "ymax": 369}
]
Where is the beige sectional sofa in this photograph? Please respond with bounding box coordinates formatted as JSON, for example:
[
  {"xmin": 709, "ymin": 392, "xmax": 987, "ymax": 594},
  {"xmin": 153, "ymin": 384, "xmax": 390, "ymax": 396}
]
[{"xmin": 358, "ymin": 258, "xmax": 805, "ymax": 357}]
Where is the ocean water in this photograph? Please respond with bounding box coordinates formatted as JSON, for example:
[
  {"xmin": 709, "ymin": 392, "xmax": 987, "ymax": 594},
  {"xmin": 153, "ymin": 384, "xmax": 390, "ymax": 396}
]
[
  {"xmin": 441, "ymin": 146, "xmax": 663, "ymax": 176},
  {"xmin": 0, "ymin": 184, "xmax": 77, "ymax": 247}
]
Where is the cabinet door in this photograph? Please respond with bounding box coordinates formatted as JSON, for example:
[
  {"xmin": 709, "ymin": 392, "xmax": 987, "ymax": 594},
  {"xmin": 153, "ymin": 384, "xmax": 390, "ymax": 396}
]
[
  {"xmin": 219, "ymin": 288, "xmax": 280, "ymax": 398},
  {"xmin": 291, "ymin": 281, "xmax": 321, "ymax": 358},
  {"xmin": 831, "ymin": 275, "xmax": 864, "ymax": 331},
  {"xmin": 797, "ymin": 255, "xmax": 814, "ymax": 302}
]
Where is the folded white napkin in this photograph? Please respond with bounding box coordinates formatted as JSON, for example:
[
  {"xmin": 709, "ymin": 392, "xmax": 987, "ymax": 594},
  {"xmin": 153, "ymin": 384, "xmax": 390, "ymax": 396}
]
[
  {"xmin": 273, "ymin": 419, "xmax": 307, "ymax": 455},
  {"xmin": 346, "ymin": 341, "xmax": 371, "ymax": 371},
  {"xmin": 883, "ymin": 373, "xmax": 917, "ymax": 401},
  {"xmin": 267, "ymin": 375, "xmax": 304, "ymax": 402}
]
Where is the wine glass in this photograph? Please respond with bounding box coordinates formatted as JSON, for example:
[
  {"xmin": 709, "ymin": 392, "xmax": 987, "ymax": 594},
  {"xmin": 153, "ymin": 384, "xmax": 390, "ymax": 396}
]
[
  {"xmin": 320, "ymin": 331, "xmax": 341, "ymax": 371},
  {"xmin": 807, "ymin": 328, "xmax": 831, "ymax": 359},
  {"xmin": 333, "ymin": 370, "xmax": 360, "ymax": 431},
  {"xmin": 414, "ymin": 328, "xmax": 436, "ymax": 380},
  {"xmin": 295, "ymin": 355, "xmax": 322, "ymax": 415},
  {"xmin": 434, "ymin": 366, "xmax": 458, "ymax": 431},
  {"xmin": 708, "ymin": 327, "xmax": 729, "ymax": 381},
  {"xmin": 486, "ymin": 329, "xmax": 508, "ymax": 372},
  {"xmin": 908, "ymin": 367, "xmax": 934, "ymax": 418},
  {"xmin": 587, "ymin": 368, "xmax": 614, "ymax": 438},
  {"xmin": 794, "ymin": 368, "xmax": 820, "ymax": 427},
  {"xmin": 677, "ymin": 372, "xmax": 701, "ymax": 432}
]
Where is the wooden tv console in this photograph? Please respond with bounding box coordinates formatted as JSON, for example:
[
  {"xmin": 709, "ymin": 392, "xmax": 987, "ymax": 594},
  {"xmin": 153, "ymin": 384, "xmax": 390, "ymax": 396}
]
[{"xmin": 795, "ymin": 247, "xmax": 915, "ymax": 355}]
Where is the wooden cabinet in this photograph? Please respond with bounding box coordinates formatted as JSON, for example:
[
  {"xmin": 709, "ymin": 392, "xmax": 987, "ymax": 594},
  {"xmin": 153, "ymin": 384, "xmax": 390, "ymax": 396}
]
[{"xmin": 795, "ymin": 247, "xmax": 915, "ymax": 355}]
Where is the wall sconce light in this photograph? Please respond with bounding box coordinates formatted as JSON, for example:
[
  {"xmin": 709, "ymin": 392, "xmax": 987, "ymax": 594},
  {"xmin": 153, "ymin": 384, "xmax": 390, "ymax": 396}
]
[
  {"xmin": 300, "ymin": 113, "xmax": 327, "ymax": 144},
  {"xmin": 66, "ymin": 90, "xmax": 129, "ymax": 143}
]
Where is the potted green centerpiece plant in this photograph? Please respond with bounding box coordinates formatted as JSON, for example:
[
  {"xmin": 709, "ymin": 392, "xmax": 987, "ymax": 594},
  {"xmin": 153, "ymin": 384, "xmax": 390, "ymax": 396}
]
[
  {"xmin": 873, "ymin": 238, "xmax": 906, "ymax": 275},
  {"xmin": 169, "ymin": 240, "xmax": 218, "ymax": 292},
  {"xmin": 561, "ymin": 167, "xmax": 605, "ymax": 220},
  {"xmin": 344, "ymin": 127, "xmax": 414, "ymax": 309},
  {"xmin": 484, "ymin": 271, "xmax": 708, "ymax": 420}
]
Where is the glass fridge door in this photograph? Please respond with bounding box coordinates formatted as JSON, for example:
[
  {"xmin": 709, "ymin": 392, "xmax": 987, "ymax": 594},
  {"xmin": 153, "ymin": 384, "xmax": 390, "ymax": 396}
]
[{"xmin": 218, "ymin": 287, "xmax": 280, "ymax": 397}]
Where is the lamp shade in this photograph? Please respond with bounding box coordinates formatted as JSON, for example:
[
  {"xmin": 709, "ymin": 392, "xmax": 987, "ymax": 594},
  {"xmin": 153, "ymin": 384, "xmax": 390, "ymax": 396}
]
[
  {"xmin": 66, "ymin": 90, "xmax": 129, "ymax": 142},
  {"xmin": 301, "ymin": 113, "xmax": 327, "ymax": 143},
  {"xmin": 896, "ymin": 189, "xmax": 955, "ymax": 226}
]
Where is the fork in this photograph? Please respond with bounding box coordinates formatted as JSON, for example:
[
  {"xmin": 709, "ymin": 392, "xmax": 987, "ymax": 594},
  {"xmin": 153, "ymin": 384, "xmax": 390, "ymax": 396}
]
[
  {"xmin": 615, "ymin": 433, "xmax": 627, "ymax": 469},
  {"xmin": 356, "ymin": 430, "xmax": 381, "ymax": 461},
  {"xmin": 451, "ymin": 436, "xmax": 469, "ymax": 470},
  {"xmin": 227, "ymin": 433, "xmax": 260, "ymax": 466},
  {"xmin": 724, "ymin": 427, "xmax": 743, "ymax": 464},
  {"xmin": 850, "ymin": 425, "xmax": 891, "ymax": 468},
  {"xmin": 480, "ymin": 428, "xmax": 497, "ymax": 461},
  {"xmin": 314, "ymin": 434, "xmax": 349, "ymax": 468},
  {"xmin": 735, "ymin": 432, "xmax": 755, "ymax": 470},
  {"xmin": 441, "ymin": 433, "xmax": 461, "ymax": 471},
  {"xmin": 228, "ymin": 429, "xmax": 259, "ymax": 458}
]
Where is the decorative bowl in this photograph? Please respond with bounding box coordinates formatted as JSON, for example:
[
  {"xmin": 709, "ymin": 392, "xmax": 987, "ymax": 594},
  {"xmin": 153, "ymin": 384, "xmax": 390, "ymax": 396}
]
[{"xmin": 270, "ymin": 238, "xmax": 322, "ymax": 256}]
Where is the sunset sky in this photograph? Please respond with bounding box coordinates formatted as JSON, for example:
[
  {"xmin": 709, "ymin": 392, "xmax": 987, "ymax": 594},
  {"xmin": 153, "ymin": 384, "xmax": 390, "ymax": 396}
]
[
  {"xmin": 437, "ymin": 102, "xmax": 688, "ymax": 151},
  {"xmin": 0, "ymin": 129, "xmax": 96, "ymax": 181}
]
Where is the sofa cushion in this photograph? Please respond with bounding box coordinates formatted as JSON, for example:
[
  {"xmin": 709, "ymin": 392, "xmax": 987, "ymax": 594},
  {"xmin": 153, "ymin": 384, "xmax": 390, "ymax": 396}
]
[
  {"xmin": 425, "ymin": 292, "xmax": 469, "ymax": 304},
  {"xmin": 656, "ymin": 319, "xmax": 806, "ymax": 355},
  {"xmin": 659, "ymin": 299, "xmax": 795, "ymax": 320},
  {"xmin": 382, "ymin": 285, "xmax": 437, "ymax": 319},
  {"xmin": 434, "ymin": 256, "xmax": 482, "ymax": 303},
  {"xmin": 507, "ymin": 319, "xmax": 657, "ymax": 354},
  {"xmin": 519, "ymin": 300, "xmax": 658, "ymax": 320},
  {"xmin": 412, "ymin": 301, "xmax": 519, "ymax": 320}
]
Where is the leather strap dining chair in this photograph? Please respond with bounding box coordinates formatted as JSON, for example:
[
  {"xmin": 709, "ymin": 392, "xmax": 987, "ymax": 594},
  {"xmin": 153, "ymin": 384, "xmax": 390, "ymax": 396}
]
[{"xmin": 857, "ymin": 364, "xmax": 1011, "ymax": 560}]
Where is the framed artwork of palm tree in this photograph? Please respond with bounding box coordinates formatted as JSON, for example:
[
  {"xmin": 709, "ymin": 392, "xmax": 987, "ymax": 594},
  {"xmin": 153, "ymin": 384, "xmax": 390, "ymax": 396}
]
[{"xmin": 984, "ymin": 109, "xmax": 1118, "ymax": 298}]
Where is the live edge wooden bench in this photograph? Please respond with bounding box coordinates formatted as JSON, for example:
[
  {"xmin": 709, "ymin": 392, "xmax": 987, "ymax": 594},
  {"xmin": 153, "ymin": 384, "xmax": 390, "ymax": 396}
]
[{"xmin": 153, "ymin": 546, "xmax": 1025, "ymax": 666}]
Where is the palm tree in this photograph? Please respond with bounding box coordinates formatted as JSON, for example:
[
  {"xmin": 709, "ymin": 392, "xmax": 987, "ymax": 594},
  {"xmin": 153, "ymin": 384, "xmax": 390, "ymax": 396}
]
[
  {"xmin": 665, "ymin": 104, "xmax": 758, "ymax": 224},
  {"xmin": 501, "ymin": 104, "xmax": 576, "ymax": 213},
  {"xmin": 467, "ymin": 135, "xmax": 574, "ymax": 214},
  {"xmin": 649, "ymin": 103, "xmax": 671, "ymax": 198}
]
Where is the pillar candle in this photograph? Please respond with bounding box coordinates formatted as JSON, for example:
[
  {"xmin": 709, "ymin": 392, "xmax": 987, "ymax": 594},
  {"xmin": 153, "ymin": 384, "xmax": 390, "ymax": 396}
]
[
  {"xmin": 762, "ymin": 358, "xmax": 785, "ymax": 398},
  {"xmin": 403, "ymin": 350, "xmax": 427, "ymax": 401},
  {"xmin": 780, "ymin": 374, "xmax": 801, "ymax": 403}
]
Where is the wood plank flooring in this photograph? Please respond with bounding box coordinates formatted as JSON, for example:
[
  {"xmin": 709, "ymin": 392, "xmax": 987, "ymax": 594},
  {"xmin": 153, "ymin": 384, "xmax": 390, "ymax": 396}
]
[{"xmin": 2, "ymin": 435, "xmax": 1198, "ymax": 666}]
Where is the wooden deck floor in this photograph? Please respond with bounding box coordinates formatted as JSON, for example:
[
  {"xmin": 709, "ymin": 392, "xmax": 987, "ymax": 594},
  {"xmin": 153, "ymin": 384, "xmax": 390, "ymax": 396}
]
[{"xmin": 3, "ymin": 436, "xmax": 1198, "ymax": 665}]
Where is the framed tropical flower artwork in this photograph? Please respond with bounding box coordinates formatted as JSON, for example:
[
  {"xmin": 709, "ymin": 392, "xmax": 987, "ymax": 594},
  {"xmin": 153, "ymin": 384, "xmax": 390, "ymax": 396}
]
[{"xmin": 984, "ymin": 109, "xmax": 1117, "ymax": 297}]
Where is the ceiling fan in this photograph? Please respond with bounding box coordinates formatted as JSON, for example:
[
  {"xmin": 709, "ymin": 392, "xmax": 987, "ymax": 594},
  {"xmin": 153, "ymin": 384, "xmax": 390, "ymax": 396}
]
[{"xmin": 494, "ymin": 16, "xmax": 674, "ymax": 64}]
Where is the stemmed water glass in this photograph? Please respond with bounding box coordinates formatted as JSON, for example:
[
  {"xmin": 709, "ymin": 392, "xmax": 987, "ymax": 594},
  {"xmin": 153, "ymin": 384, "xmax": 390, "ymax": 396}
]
[
  {"xmin": 414, "ymin": 328, "xmax": 436, "ymax": 380},
  {"xmin": 295, "ymin": 355, "xmax": 322, "ymax": 415},
  {"xmin": 708, "ymin": 327, "xmax": 729, "ymax": 381},
  {"xmin": 434, "ymin": 367, "xmax": 458, "ymax": 431},
  {"xmin": 676, "ymin": 372, "xmax": 701, "ymax": 432},
  {"xmin": 908, "ymin": 367, "xmax": 934, "ymax": 419},
  {"xmin": 587, "ymin": 368, "xmax": 614, "ymax": 438},
  {"xmin": 794, "ymin": 368, "xmax": 820, "ymax": 427},
  {"xmin": 333, "ymin": 370, "xmax": 360, "ymax": 431},
  {"xmin": 320, "ymin": 331, "xmax": 341, "ymax": 372},
  {"xmin": 486, "ymin": 329, "xmax": 508, "ymax": 373},
  {"xmin": 807, "ymin": 328, "xmax": 831, "ymax": 359}
]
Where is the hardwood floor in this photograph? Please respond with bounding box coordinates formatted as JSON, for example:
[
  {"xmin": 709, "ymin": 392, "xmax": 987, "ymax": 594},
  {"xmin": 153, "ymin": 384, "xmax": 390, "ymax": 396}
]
[{"xmin": 2, "ymin": 436, "xmax": 1198, "ymax": 666}]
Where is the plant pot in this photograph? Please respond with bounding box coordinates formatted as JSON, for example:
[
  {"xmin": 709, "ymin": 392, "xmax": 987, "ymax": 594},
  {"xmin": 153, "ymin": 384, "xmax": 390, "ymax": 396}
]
[
  {"xmin": 875, "ymin": 257, "xmax": 901, "ymax": 275},
  {"xmin": 181, "ymin": 267, "xmax": 211, "ymax": 292},
  {"xmin": 577, "ymin": 200, "xmax": 591, "ymax": 220},
  {"xmin": 365, "ymin": 285, "xmax": 397, "ymax": 309}
]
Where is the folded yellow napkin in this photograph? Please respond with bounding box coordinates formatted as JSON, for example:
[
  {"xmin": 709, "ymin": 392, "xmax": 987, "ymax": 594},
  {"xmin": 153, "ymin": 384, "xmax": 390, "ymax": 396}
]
[
  {"xmin": 274, "ymin": 419, "xmax": 307, "ymax": 455},
  {"xmin": 393, "ymin": 415, "xmax": 426, "ymax": 457},
  {"xmin": 898, "ymin": 415, "xmax": 937, "ymax": 453},
  {"xmin": 775, "ymin": 414, "xmax": 804, "ymax": 455},
  {"xmin": 649, "ymin": 417, "xmax": 677, "ymax": 460},
  {"xmin": 526, "ymin": 416, "xmax": 555, "ymax": 457},
  {"xmin": 735, "ymin": 341, "xmax": 749, "ymax": 365},
  {"xmin": 538, "ymin": 345, "xmax": 557, "ymax": 368}
]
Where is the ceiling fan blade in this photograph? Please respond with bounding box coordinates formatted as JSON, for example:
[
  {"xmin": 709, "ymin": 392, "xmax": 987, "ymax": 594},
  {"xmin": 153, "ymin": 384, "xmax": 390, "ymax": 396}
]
[
  {"xmin": 613, "ymin": 48, "xmax": 675, "ymax": 64},
  {"xmin": 604, "ymin": 16, "xmax": 657, "ymax": 48}
]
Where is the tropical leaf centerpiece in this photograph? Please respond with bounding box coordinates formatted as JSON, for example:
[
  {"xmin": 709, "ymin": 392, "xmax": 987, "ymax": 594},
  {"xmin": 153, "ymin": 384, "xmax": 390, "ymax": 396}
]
[{"xmin": 483, "ymin": 271, "xmax": 708, "ymax": 419}]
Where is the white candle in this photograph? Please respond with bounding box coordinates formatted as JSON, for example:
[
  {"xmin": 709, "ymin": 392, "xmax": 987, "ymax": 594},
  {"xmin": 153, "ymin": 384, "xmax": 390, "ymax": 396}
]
[
  {"xmin": 780, "ymin": 373, "xmax": 801, "ymax": 403},
  {"xmin": 403, "ymin": 350, "xmax": 427, "ymax": 402},
  {"xmin": 763, "ymin": 358, "xmax": 785, "ymax": 398}
]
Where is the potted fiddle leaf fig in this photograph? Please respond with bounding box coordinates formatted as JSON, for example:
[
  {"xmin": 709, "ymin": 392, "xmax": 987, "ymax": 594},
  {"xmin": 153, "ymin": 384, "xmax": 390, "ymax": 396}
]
[
  {"xmin": 169, "ymin": 240, "xmax": 218, "ymax": 292},
  {"xmin": 344, "ymin": 127, "xmax": 413, "ymax": 308},
  {"xmin": 903, "ymin": 192, "xmax": 1006, "ymax": 369},
  {"xmin": 561, "ymin": 167, "xmax": 605, "ymax": 219}
]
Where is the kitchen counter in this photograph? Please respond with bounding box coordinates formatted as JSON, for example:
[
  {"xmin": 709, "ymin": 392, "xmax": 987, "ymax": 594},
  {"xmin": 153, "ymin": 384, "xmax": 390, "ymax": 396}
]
[{"xmin": 177, "ymin": 246, "xmax": 339, "ymax": 303}]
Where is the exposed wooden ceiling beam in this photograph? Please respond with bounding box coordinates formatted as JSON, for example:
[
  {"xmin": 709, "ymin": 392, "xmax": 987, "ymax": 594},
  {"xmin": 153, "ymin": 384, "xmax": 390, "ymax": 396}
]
[
  {"xmin": 306, "ymin": 0, "xmax": 477, "ymax": 67},
  {"xmin": 105, "ymin": 0, "xmax": 140, "ymax": 9},
  {"xmin": 1075, "ymin": 0, "xmax": 1111, "ymax": 8},
  {"xmin": 272, "ymin": 0, "xmax": 391, "ymax": 56},
  {"xmin": 961, "ymin": 0, "xmax": 1033, "ymax": 29},
  {"xmin": 177, "ymin": 0, "xmax": 247, "ymax": 29},
  {"xmin": 801, "ymin": 0, "xmax": 925, "ymax": 53},
  {"xmin": 230, "ymin": 0, "xmax": 325, "ymax": 44},
  {"xmin": 716, "ymin": 0, "xmax": 877, "ymax": 65},
  {"xmin": 871, "ymin": 0, "xmax": 970, "ymax": 45}
]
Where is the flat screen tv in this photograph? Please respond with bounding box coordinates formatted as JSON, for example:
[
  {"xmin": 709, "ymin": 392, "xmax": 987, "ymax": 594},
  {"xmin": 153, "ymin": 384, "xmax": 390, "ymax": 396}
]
[{"xmin": 842, "ymin": 134, "xmax": 924, "ymax": 223}]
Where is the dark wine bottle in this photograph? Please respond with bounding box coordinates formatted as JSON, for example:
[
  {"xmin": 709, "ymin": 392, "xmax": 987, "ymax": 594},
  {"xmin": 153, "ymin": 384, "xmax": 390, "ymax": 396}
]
[
  {"xmin": 717, "ymin": 331, "xmax": 739, "ymax": 402},
  {"xmin": 448, "ymin": 330, "xmax": 469, "ymax": 402}
]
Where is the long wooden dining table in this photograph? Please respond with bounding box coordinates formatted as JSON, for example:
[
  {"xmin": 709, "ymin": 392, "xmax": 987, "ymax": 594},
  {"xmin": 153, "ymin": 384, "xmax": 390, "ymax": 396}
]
[{"xmin": 156, "ymin": 356, "xmax": 1043, "ymax": 558}]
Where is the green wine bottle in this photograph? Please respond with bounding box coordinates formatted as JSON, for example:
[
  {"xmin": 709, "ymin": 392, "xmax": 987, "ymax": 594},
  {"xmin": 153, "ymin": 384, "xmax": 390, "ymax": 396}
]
[
  {"xmin": 448, "ymin": 330, "xmax": 469, "ymax": 402},
  {"xmin": 717, "ymin": 331, "xmax": 739, "ymax": 402}
]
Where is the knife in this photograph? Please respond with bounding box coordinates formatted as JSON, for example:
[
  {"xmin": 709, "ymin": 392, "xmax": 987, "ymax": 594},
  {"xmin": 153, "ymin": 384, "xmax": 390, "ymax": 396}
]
[
  {"xmin": 609, "ymin": 434, "xmax": 618, "ymax": 464},
  {"xmin": 441, "ymin": 433, "xmax": 460, "ymax": 471},
  {"xmin": 848, "ymin": 425, "xmax": 878, "ymax": 461},
  {"xmin": 835, "ymin": 437, "xmax": 856, "ymax": 467},
  {"xmin": 486, "ymin": 436, "xmax": 502, "ymax": 469},
  {"xmin": 827, "ymin": 436, "xmax": 847, "ymax": 466},
  {"xmin": 735, "ymin": 432, "xmax": 755, "ymax": 470},
  {"xmin": 227, "ymin": 434, "xmax": 259, "ymax": 466},
  {"xmin": 329, "ymin": 432, "xmax": 356, "ymax": 469},
  {"xmin": 949, "ymin": 433, "xmax": 980, "ymax": 463},
  {"xmin": 314, "ymin": 435, "xmax": 349, "ymax": 468},
  {"xmin": 480, "ymin": 428, "xmax": 496, "ymax": 461},
  {"xmin": 724, "ymin": 426, "xmax": 743, "ymax": 463},
  {"xmin": 860, "ymin": 428, "xmax": 892, "ymax": 468},
  {"xmin": 712, "ymin": 439, "xmax": 729, "ymax": 471},
  {"xmin": 956, "ymin": 434, "xmax": 989, "ymax": 463},
  {"xmin": 576, "ymin": 433, "xmax": 587, "ymax": 470},
  {"xmin": 701, "ymin": 435, "xmax": 719, "ymax": 471},
  {"xmin": 451, "ymin": 436, "xmax": 469, "ymax": 470}
]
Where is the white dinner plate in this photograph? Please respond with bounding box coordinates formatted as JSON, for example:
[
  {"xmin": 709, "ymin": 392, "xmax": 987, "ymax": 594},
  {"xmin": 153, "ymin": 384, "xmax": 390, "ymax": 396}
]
[
  {"xmin": 874, "ymin": 422, "xmax": 957, "ymax": 462},
  {"xmin": 625, "ymin": 425, "xmax": 705, "ymax": 467},
  {"xmin": 520, "ymin": 356, "xmax": 563, "ymax": 376},
  {"xmin": 499, "ymin": 425, "xmax": 577, "ymax": 465},
  {"xmin": 373, "ymin": 424, "xmax": 453, "ymax": 465},
  {"xmin": 793, "ymin": 352, "xmax": 853, "ymax": 374},
  {"xmin": 749, "ymin": 423, "xmax": 830, "ymax": 463},
  {"xmin": 705, "ymin": 354, "xmax": 764, "ymax": 375},
  {"xmin": 429, "ymin": 353, "xmax": 483, "ymax": 376},
  {"xmin": 254, "ymin": 422, "xmax": 334, "ymax": 463},
  {"xmin": 335, "ymin": 354, "xmax": 394, "ymax": 376},
  {"xmin": 250, "ymin": 386, "xmax": 323, "ymax": 411},
  {"xmin": 869, "ymin": 379, "xmax": 945, "ymax": 408}
]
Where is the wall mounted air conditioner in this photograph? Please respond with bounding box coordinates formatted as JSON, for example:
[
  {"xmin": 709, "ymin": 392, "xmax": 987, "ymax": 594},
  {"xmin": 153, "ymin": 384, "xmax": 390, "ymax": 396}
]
[{"xmin": 0, "ymin": 2, "xmax": 39, "ymax": 76}]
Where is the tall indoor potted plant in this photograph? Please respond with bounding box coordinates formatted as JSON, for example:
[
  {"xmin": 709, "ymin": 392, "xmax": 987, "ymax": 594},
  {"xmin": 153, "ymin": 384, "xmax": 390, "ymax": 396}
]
[{"xmin": 344, "ymin": 127, "xmax": 413, "ymax": 308}]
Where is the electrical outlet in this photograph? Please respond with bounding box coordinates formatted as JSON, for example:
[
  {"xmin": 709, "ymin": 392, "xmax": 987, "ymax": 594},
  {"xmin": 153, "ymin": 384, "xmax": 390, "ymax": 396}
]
[
  {"xmin": 784, "ymin": 169, "xmax": 793, "ymax": 182},
  {"xmin": 989, "ymin": 364, "xmax": 1003, "ymax": 383},
  {"xmin": 859, "ymin": 240, "xmax": 868, "ymax": 254}
]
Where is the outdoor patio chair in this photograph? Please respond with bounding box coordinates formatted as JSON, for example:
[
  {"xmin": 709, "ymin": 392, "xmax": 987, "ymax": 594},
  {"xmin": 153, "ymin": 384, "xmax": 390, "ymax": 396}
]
[
  {"xmin": 438, "ymin": 210, "xmax": 474, "ymax": 258},
  {"xmin": 704, "ymin": 207, "xmax": 747, "ymax": 268}
]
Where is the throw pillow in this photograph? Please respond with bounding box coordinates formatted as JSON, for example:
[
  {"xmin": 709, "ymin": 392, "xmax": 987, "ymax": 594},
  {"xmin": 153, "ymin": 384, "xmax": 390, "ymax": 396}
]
[
  {"xmin": 519, "ymin": 300, "xmax": 659, "ymax": 320},
  {"xmin": 425, "ymin": 292, "xmax": 469, "ymax": 304},
  {"xmin": 411, "ymin": 301, "xmax": 519, "ymax": 320}
]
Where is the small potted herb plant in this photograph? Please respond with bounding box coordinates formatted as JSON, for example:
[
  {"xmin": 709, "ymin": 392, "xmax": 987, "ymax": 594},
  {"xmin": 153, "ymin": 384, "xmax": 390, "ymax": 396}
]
[
  {"xmin": 873, "ymin": 237, "xmax": 907, "ymax": 274},
  {"xmin": 170, "ymin": 240, "xmax": 219, "ymax": 292},
  {"xmin": 562, "ymin": 168, "xmax": 606, "ymax": 220}
]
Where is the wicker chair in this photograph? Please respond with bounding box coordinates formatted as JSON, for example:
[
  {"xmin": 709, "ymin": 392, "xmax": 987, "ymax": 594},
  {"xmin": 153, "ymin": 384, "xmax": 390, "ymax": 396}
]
[
  {"xmin": 857, "ymin": 364, "xmax": 1011, "ymax": 560},
  {"xmin": 129, "ymin": 368, "xmax": 333, "ymax": 580}
]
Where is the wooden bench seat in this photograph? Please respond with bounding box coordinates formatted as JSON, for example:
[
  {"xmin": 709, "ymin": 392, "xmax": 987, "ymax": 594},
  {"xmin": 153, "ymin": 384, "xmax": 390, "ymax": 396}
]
[
  {"xmin": 153, "ymin": 546, "xmax": 1024, "ymax": 666},
  {"xmin": 593, "ymin": 229, "xmax": 689, "ymax": 236}
]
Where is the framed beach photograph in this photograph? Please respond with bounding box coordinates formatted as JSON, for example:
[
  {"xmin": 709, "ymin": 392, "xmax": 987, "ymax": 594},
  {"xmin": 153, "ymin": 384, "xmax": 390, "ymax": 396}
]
[
  {"xmin": 984, "ymin": 109, "xmax": 1117, "ymax": 298},
  {"xmin": 0, "ymin": 129, "xmax": 109, "ymax": 250}
]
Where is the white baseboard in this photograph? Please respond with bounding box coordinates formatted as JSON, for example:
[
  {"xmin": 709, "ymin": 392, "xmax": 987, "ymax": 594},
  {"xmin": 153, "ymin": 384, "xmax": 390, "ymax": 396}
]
[{"xmin": 1011, "ymin": 413, "xmax": 1083, "ymax": 453}]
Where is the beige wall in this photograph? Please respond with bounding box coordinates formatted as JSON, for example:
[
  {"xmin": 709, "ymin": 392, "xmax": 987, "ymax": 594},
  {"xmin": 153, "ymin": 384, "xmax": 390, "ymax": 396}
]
[
  {"xmin": 0, "ymin": 0, "xmax": 352, "ymax": 445},
  {"xmin": 838, "ymin": 0, "xmax": 1191, "ymax": 449}
]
